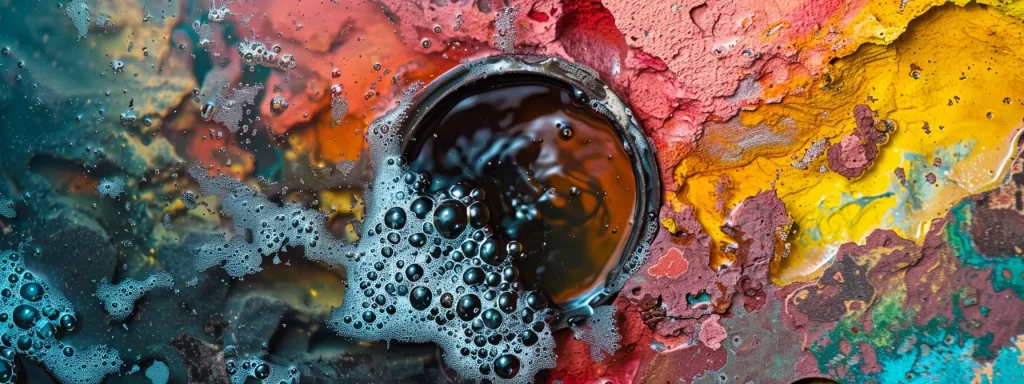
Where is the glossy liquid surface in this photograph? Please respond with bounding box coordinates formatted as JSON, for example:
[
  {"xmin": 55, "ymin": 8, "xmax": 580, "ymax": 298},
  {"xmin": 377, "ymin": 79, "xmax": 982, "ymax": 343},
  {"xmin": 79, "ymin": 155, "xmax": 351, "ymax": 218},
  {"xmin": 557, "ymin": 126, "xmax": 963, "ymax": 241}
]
[{"xmin": 405, "ymin": 79, "xmax": 638, "ymax": 304}]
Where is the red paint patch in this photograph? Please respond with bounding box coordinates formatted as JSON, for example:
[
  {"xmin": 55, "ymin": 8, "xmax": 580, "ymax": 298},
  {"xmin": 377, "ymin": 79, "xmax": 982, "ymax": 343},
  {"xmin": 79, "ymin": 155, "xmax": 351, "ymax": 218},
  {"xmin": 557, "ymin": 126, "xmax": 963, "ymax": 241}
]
[
  {"xmin": 527, "ymin": 9, "xmax": 550, "ymax": 22},
  {"xmin": 647, "ymin": 247, "xmax": 689, "ymax": 278}
]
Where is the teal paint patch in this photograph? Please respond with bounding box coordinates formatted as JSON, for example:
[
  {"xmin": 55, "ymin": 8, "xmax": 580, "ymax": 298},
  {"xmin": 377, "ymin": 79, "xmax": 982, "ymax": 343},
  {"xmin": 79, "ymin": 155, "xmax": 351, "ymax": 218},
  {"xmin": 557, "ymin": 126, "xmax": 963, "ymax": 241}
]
[
  {"xmin": 901, "ymin": 330, "xmax": 980, "ymax": 383},
  {"xmin": 888, "ymin": 142, "xmax": 971, "ymax": 235},
  {"xmin": 946, "ymin": 201, "xmax": 1024, "ymax": 295},
  {"xmin": 979, "ymin": 338, "xmax": 1024, "ymax": 384},
  {"xmin": 812, "ymin": 291, "xmax": 997, "ymax": 382},
  {"xmin": 687, "ymin": 291, "xmax": 712, "ymax": 307}
]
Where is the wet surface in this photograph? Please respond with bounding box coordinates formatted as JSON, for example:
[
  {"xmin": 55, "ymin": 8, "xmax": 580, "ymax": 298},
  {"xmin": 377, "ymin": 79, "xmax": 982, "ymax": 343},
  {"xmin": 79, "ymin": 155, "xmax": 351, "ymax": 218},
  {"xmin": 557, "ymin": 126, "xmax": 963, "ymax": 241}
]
[
  {"xmin": 404, "ymin": 78, "xmax": 638, "ymax": 304},
  {"xmin": 1, "ymin": 0, "xmax": 1024, "ymax": 383}
]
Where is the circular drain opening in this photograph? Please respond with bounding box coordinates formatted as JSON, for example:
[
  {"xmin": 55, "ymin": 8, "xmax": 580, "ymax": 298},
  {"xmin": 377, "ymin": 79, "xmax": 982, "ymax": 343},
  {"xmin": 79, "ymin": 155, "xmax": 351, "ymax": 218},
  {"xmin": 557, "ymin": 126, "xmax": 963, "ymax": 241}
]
[{"xmin": 400, "ymin": 55, "xmax": 659, "ymax": 326}]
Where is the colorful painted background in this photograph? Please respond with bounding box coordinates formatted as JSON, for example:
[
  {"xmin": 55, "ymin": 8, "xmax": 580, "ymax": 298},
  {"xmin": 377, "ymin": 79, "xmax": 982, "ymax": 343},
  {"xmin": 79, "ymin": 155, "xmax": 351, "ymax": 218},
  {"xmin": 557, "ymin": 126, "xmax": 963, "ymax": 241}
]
[{"xmin": 0, "ymin": 0, "xmax": 1023, "ymax": 382}]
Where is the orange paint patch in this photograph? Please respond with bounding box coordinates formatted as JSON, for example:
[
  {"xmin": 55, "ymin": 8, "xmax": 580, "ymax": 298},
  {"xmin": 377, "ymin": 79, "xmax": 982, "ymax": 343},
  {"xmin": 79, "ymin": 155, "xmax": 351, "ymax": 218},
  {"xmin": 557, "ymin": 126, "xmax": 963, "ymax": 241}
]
[{"xmin": 647, "ymin": 247, "xmax": 689, "ymax": 278}]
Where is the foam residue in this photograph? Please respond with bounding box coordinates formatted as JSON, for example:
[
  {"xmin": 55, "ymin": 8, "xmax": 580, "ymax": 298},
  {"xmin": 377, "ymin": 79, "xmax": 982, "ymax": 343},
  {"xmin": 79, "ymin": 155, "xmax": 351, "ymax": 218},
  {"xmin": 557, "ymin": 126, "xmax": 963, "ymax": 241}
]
[
  {"xmin": 95, "ymin": 13, "xmax": 111, "ymax": 30},
  {"xmin": 226, "ymin": 357, "xmax": 299, "ymax": 384},
  {"xmin": 95, "ymin": 178, "xmax": 126, "ymax": 199},
  {"xmin": 96, "ymin": 272, "xmax": 174, "ymax": 322},
  {"xmin": 336, "ymin": 160, "xmax": 356, "ymax": 177},
  {"xmin": 0, "ymin": 241, "xmax": 122, "ymax": 383},
  {"xmin": 330, "ymin": 93, "xmax": 349, "ymax": 123},
  {"xmin": 208, "ymin": 1, "xmax": 231, "ymax": 22},
  {"xmin": 494, "ymin": 7, "xmax": 519, "ymax": 54},
  {"xmin": 145, "ymin": 361, "xmax": 170, "ymax": 384},
  {"xmin": 181, "ymin": 190, "xmax": 199, "ymax": 209},
  {"xmin": 211, "ymin": 83, "xmax": 263, "ymax": 132},
  {"xmin": 187, "ymin": 167, "xmax": 357, "ymax": 276},
  {"xmin": 570, "ymin": 305, "xmax": 620, "ymax": 362},
  {"xmin": 0, "ymin": 195, "xmax": 14, "ymax": 218},
  {"xmin": 238, "ymin": 39, "xmax": 297, "ymax": 71},
  {"xmin": 191, "ymin": 83, "xmax": 557, "ymax": 383},
  {"xmin": 192, "ymin": 21, "xmax": 215, "ymax": 49},
  {"xmin": 63, "ymin": 0, "xmax": 90, "ymax": 40}
]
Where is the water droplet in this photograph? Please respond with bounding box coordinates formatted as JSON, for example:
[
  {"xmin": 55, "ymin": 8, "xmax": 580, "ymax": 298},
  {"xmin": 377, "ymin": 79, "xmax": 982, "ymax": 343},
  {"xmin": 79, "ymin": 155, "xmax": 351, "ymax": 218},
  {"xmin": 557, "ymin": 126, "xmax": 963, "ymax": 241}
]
[
  {"xmin": 433, "ymin": 200, "xmax": 467, "ymax": 238},
  {"xmin": 463, "ymin": 267, "xmax": 484, "ymax": 285},
  {"xmin": 456, "ymin": 294, "xmax": 481, "ymax": 320},
  {"xmin": 493, "ymin": 354, "xmax": 521, "ymax": 379},
  {"xmin": 481, "ymin": 308, "xmax": 503, "ymax": 329},
  {"xmin": 498, "ymin": 292, "xmax": 518, "ymax": 313},
  {"xmin": 410, "ymin": 286, "xmax": 433, "ymax": 310},
  {"xmin": 467, "ymin": 202, "xmax": 490, "ymax": 228},
  {"xmin": 558, "ymin": 125, "xmax": 574, "ymax": 140},
  {"xmin": 384, "ymin": 207, "xmax": 407, "ymax": 229},
  {"xmin": 12, "ymin": 305, "xmax": 39, "ymax": 329},
  {"xmin": 410, "ymin": 196, "xmax": 433, "ymax": 219},
  {"xmin": 253, "ymin": 363, "xmax": 270, "ymax": 379},
  {"xmin": 19, "ymin": 283, "xmax": 43, "ymax": 302}
]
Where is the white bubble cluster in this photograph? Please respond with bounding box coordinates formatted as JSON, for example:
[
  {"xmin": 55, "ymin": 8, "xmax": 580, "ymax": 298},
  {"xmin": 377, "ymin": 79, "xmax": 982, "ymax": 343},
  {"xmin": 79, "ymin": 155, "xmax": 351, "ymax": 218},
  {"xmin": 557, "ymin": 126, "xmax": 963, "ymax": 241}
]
[
  {"xmin": 331, "ymin": 93, "xmax": 349, "ymax": 123},
  {"xmin": 95, "ymin": 272, "xmax": 174, "ymax": 322},
  {"xmin": 189, "ymin": 166, "xmax": 356, "ymax": 276},
  {"xmin": 63, "ymin": 0, "xmax": 90, "ymax": 40},
  {"xmin": 39, "ymin": 344, "xmax": 122, "ymax": 384},
  {"xmin": 95, "ymin": 13, "xmax": 112, "ymax": 30},
  {"xmin": 209, "ymin": 83, "xmax": 264, "ymax": 132},
  {"xmin": 191, "ymin": 84, "xmax": 557, "ymax": 383},
  {"xmin": 570, "ymin": 305, "xmax": 620, "ymax": 362},
  {"xmin": 494, "ymin": 7, "xmax": 519, "ymax": 54},
  {"xmin": 0, "ymin": 242, "xmax": 122, "ymax": 383},
  {"xmin": 192, "ymin": 21, "xmax": 215, "ymax": 49},
  {"xmin": 208, "ymin": 1, "xmax": 231, "ymax": 22},
  {"xmin": 238, "ymin": 39, "xmax": 297, "ymax": 71},
  {"xmin": 95, "ymin": 178, "xmax": 125, "ymax": 199},
  {"xmin": 226, "ymin": 357, "xmax": 298, "ymax": 384},
  {"xmin": 336, "ymin": 160, "xmax": 356, "ymax": 178}
]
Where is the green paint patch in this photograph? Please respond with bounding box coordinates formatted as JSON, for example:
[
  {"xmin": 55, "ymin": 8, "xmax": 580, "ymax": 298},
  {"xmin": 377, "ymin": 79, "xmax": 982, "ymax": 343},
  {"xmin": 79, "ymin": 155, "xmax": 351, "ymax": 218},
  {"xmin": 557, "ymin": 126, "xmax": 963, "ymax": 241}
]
[{"xmin": 811, "ymin": 290, "xmax": 998, "ymax": 382}]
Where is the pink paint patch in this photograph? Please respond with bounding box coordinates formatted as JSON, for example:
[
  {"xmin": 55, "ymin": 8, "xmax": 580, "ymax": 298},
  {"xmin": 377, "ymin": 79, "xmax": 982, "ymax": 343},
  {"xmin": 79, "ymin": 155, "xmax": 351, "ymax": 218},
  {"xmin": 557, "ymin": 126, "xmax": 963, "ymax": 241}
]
[
  {"xmin": 647, "ymin": 247, "xmax": 689, "ymax": 278},
  {"xmin": 699, "ymin": 315, "xmax": 727, "ymax": 350}
]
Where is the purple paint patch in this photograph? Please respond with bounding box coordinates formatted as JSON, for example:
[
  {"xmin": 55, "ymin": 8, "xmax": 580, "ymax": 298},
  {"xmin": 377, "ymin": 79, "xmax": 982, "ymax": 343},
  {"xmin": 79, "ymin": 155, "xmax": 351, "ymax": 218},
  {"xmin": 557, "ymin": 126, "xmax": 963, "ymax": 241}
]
[{"xmin": 827, "ymin": 104, "xmax": 889, "ymax": 178}]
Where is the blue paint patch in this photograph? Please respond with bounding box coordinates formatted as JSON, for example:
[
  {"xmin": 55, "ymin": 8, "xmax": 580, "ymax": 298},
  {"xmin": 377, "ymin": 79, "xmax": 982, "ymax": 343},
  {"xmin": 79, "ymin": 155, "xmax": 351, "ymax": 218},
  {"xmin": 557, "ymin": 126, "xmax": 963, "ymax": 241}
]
[{"xmin": 979, "ymin": 337, "xmax": 1024, "ymax": 384}]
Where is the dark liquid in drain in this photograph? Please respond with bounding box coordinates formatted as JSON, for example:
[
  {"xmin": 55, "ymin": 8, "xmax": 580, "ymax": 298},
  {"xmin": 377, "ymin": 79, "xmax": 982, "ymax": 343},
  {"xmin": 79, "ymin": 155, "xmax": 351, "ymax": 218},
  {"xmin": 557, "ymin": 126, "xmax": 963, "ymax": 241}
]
[{"xmin": 404, "ymin": 78, "xmax": 638, "ymax": 304}]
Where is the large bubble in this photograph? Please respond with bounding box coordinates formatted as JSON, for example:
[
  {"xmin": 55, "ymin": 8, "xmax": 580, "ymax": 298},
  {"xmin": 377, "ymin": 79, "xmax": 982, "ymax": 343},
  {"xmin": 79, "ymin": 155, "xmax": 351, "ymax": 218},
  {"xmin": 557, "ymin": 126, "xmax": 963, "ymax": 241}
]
[{"xmin": 0, "ymin": 241, "xmax": 122, "ymax": 384}]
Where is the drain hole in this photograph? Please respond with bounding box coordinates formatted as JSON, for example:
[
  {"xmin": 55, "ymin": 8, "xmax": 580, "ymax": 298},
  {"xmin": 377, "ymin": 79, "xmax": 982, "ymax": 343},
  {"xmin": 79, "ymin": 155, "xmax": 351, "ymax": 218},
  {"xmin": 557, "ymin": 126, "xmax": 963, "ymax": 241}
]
[{"xmin": 401, "ymin": 65, "xmax": 657, "ymax": 317}]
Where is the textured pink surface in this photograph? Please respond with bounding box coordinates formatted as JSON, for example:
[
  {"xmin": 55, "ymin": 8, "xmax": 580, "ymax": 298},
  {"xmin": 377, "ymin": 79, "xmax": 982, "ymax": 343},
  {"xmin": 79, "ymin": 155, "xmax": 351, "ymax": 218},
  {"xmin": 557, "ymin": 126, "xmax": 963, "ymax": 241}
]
[{"xmin": 378, "ymin": 0, "xmax": 876, "ymax": 189}]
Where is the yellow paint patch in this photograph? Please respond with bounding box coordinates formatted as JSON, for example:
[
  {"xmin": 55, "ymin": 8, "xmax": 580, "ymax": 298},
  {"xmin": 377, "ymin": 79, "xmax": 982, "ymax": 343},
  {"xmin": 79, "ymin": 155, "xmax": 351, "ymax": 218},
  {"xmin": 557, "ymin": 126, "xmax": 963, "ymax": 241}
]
[{"xmin": 675, "ymin": 4, "xmax": 1024, "ymax": 284}]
